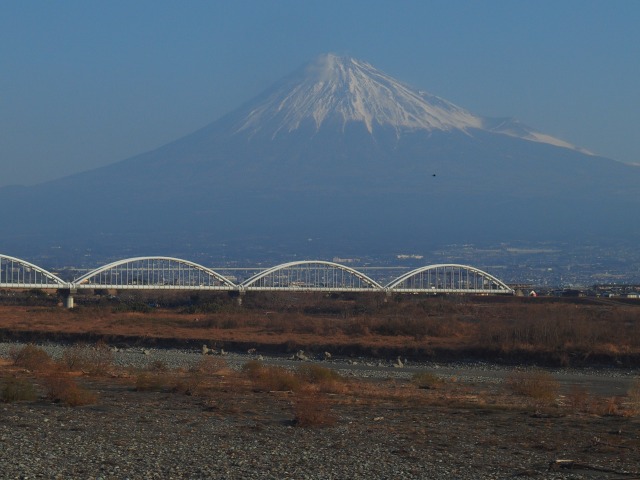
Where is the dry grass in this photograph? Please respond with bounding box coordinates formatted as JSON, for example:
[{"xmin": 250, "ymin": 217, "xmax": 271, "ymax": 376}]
[
  {"xmin": 189, "ymin": 356, "xmax": 227, "ymax": 375},
  {"xmin": 0, "ymin": 295, "xmax": 638, "ymax": 366},
  {"xmin": 41, "ymin": 375, "xmax": 98, "ymax": 406},
  {"xmin": 1, "ymin": 376, "xmax": 38, "ymax": 402},
  {"xmin": 134, "ymin": 372, "xmax": 171, "ymax": 392},
  {"xmin": 0, "ymin": 295, "xmax": 639, "ymax": 422},
  {"xmin": 505, "ymin": 370, "xmax": 560, "ymax": 404},
  {"xmin": 4, "ymin": 344, "xmax": 103, "ymax": 407},
  {"xmin": 132, "ymin": 357, "xmax": 229, "ymax": 396},
  {"xmin": 2, "ymin": 342, "xmax": 640, "ymax": 425},
  {"xmin": 242, "ymin": 361, "xmax": 301, "ymax": 392},
  {"xmin": 411, "ymin": 371, "xmax": 446, "ymax": 390},
  {"xmin": 563, "ymin": 384, "xmax": 591, "ymax": 412},
  {"xmin": 626, "ymin": 378, "xmax": 640, "ymax": 416},
  {"xmin": 60, "ymin": 342, "xmax": 114, "ymax": 375},
  {"xmin": 292, "ymin": 390, "xmax": 337, "ymax": 427},
  {"xmin": 170, "ymin": 374, "xmax": 204, "ymax": 396},
  {"xmin": 11, "ymin": 344, "xmax": 54, "ymax": 372}
]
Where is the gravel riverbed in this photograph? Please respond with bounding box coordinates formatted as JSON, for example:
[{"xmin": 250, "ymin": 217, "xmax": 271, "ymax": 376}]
[
  {"xmin": 1, "ymin": 341, "xmax": 640, "ymax": 479},
  {"xmin": 1, "ymin": 341, "xmax": 636, "ymax": 393}
]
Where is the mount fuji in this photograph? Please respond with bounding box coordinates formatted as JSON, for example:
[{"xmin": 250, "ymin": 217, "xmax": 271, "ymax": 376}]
[{"xmin": 2, "ymin": 53, "xmax": 639, "ymax": 259}]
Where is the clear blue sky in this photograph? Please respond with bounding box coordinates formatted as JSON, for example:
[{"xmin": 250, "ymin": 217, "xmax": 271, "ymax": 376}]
[{"xmin": 1, "ymin": 0, "xmax": 639, "ymax": 187}]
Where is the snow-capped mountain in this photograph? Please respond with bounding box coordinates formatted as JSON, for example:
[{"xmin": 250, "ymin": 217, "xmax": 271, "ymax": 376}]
[
  {"xmin": 235, "ymin": 53, "xmax": 482, "ymax": 136},
  {"xmin": 232, "ymin": 53, "xmax": 584, "ymax": 154},
  {"xmin": 0, "ymin": 53, "xmax": 638, "ymax": 259}
]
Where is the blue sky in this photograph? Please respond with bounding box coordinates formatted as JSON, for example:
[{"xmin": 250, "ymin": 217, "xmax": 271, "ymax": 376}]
[{"xmin": 1, "ymin": 0, "xmax": 639, "ymax": 187}]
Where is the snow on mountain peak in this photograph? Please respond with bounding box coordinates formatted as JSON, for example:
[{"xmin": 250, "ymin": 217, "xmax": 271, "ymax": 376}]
[
  {"xmin": 236, "ymin": 53, "xmax": 482, "ymax": 136},
  {"xmin": 234, "ymin": 53, "xmax": 584, "ymax": 153}
]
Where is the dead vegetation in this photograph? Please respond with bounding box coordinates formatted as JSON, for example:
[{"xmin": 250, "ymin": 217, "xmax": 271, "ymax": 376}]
[
  {"xmin": 505, "ymin": 370, "xmax": 560, "ymax": 403},
  {"xmin": 2, "ymin": 345, "xmax": 98, "ymax": 406},
  {"xmin": 2, "ymin": 293, "xmax": 639, "ymax": 476},
  {"xmin": 0, "ymin": 293, "xmax": 639, "ymax": 366},
  {"xmin": 1, "ymin": 342, "xmax": 640, "ymax": 432}
]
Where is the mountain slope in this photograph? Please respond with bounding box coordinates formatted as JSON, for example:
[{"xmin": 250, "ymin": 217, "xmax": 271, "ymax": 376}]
[{"xmin": 1, "ymin": 53, "xmax": 639, "ymax": 259}]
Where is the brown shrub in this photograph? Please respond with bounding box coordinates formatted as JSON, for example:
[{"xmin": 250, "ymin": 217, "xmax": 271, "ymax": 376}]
[
  {"xmin": 564, "ymin": 385, "xmax": 591, "ymax": 412},
  {"xmin": 592, "ymin": 396, "xmax": 623, "ymax": 416},
  {"xmin": 147, "ymin": 360, "xmax": 169, "ymax": 372},
  {"xmin": 11, "ymin": 344, "xmax": 54, "ymax": 372},
  {"xmin": 242, "ymin": 361, "xmax": 301, "ymax": 392},
  {"xmin": 297, "ymin": 364, "xmax": 346, "ymax": 394},
  {"xmin": 1, "ymin": 376, "xmax": 38, "ymax": 403},
  {"xmin": 477, "ymin": 303, "xmax": 640, "ymax": 354},
  {"xmin": 411, "ymin": 371, "xmax": 446, "ymax": 390},
  {"xmin": 297, "ymin": 364, "xmax": 343, "ymax": 384},
  {"xmin": 626, "ymin": 378, "xmax": 640, "ymax": 416},
  {"xmin": 42, "ymin": 375, "xmax": 98, "ymax": 406},
  {"xmin": 261, "ymin": 367, "xmax": 301, "ymax": 392},
  {"xmin": 165, "ymin": 357, "xmax": 226, "ymax": 397},
  {"xmin": 60, "ymin": 342, "xmax": 113, "ymax": 376},
  {"xmin": 343, "ymin": 319, "xmax": 371, "ymax": 336},
  {"xmin": 189, "ymin": 356, "xmax": 227, "ymax": 375},
  {"xmin": 506, "ymin": 370, "xmax": 559, "ymax": 403},
  {"xmin": 134, "ymin": 372, "xmax": 169, "ymax": 392},
  {"xmin": 292, "ymin": 392, "xmax": 337, "ymax": 428},
  {"xmin": 171, "ymin": 373, "xmax": 203, "ymax": 396},
  {"xmin": 241, "ymin": 360, "xmax": 264, "ymax": 380}
]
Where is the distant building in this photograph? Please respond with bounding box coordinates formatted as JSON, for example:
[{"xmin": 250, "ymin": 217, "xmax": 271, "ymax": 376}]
[{"xmin": 551, "ymin": 288, "xmax": 585, "ymax": 297}]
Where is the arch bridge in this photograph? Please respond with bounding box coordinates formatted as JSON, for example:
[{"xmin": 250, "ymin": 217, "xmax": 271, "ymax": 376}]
[
  {"xmin": 0, "ymin": 254, "xmax": 514, "ymax": 307},
  {"xmin": 73, "ymin": 257, "xmax": 237, "ymax": 291},
  {"xmin": 0, "ymin": 254, "xmax": 68, "ymax": 289},
  {"xmin": 241, "ymin": 260, "xmax": 383, "ymax": 292},
  {"xmin": 386, "ymin": 264, "xmax": 512, "ymax": 294}
]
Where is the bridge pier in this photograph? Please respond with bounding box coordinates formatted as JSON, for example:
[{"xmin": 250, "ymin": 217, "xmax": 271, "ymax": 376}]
[
  {"xmin": 237, "ymin": 290, "xmax": 245, "ymax": 306},
  {"xmin": 228, "ymin": 289, "xmax": 245, "ymax": 306},
  {"xmin": 59, "ymin": 288, "xmax": 77, "ymax": 309}
]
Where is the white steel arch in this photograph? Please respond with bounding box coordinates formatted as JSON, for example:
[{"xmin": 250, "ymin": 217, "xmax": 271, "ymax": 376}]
[
  {"xmin": 386, "ymin": 264, "xmax": 513, "ymax": 294},
  {"xmin": 72, "ymin": 256, "xmax": 237, "ymax": 290},
  {"xmin": 241, "ymin": 260, "xmax": 384, "ymax": 292},
  {"xmin": 0, "ymin": 254, "xmax": 67, "ymax": 288}
]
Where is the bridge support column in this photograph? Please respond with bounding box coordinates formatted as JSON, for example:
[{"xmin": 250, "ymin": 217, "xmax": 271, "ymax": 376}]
[
  {"xmin": 237, "ymin": 290, "xmax": 245, "ymax": 306},
  {"xmin": 228, "ymin": 289, "xmax": 245, "ymax": 306},
  {"xmin": 59, "ymin": 288, "xmax": 77, "ymax": 309}
]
